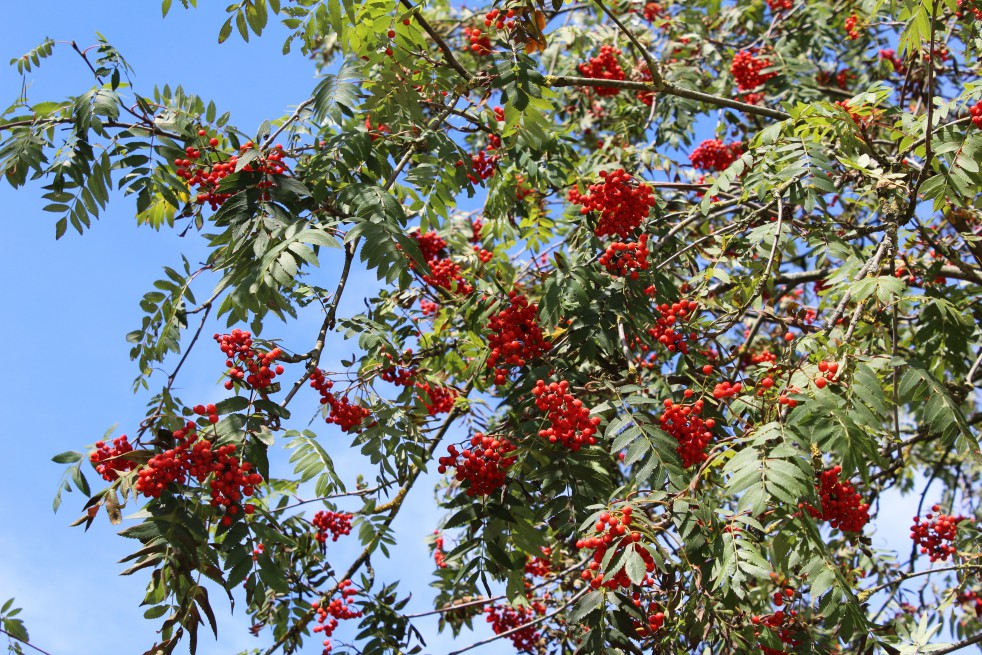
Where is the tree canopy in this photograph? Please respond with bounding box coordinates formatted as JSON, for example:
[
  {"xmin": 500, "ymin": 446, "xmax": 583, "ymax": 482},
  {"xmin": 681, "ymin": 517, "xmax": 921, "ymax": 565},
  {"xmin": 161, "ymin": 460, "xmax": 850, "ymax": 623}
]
[{"xmin": 2, "ymin": 0, "xmax": 982, "ymax": 654}]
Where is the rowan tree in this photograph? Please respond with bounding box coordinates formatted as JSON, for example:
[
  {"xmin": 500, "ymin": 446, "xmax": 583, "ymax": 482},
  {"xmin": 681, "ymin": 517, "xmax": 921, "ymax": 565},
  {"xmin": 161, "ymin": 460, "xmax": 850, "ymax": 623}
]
[{"xmin": 2, "ymin": 0, "xmax": 982, "ymax": 654}]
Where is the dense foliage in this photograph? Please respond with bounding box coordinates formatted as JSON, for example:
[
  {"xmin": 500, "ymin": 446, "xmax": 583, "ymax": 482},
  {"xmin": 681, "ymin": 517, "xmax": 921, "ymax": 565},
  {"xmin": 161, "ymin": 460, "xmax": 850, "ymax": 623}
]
[{"xmin": 3, "ymin": 0, "xmax": 982, "ymax": 654}]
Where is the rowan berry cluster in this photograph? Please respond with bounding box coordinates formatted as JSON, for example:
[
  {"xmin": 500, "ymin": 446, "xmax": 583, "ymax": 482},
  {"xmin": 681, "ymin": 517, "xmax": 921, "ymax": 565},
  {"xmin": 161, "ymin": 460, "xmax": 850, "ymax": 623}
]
[
  {"xmin": 309, "ymin": 368, "xmax": 372, "ymax": 433},
  {"xmin": 641, "ymin": 2, "xmax": 663, "ymax": 21},
  {"xmin": 813, "ymin": 360, "xmax": 838, "ymax": 389},
  {"xmin": 844, "ymin": 13, "xmax": 861, "ymax": 39},
  {"xmin": 364, "ymin": 117, "xmax": 390, "ymax": 141},
  {"xmin": 312, "ymin": 510, "xmax": 353, "ymax": 543},
  {"xmin": 712, "ymin": 380, "xmax": 743, "ymax": 399},
  {"xmin": 532, "ymin": 380, "xmax": 602, "ymax": 450},
  {"xmin": 910, "ymin": 505, "xmax": 969, "ymax": 562},
  {"xmin": 134, "ymin": 419, "xmax": 261, "ymax": 525},
  {"xmin": 879, "ymin": 49, "xmax": 907, "ymax": 74},
  {"xmin": 647, "ymin": 299, "xmax": 698, "ymax": 354},
  {"xmin": 524, "ymin": 548, "xmax": 552, "ymax": 578},
  {"xmin": 803, "ymin": 466, "xmax": 870, "ymax": 533},
  {"xmin": 484, "ymin": 6, "xmax": 518, "ymax": 29},
  {"xmin": 568, "ymin": 169, "xmax": 656, "ymax": 238},
  {"xmin": 465, "ymin": 148, "xmax": 500, "ymax": 184},
  {"xmin": 752, "ymin": 589, "xmax": 803, "ymax": 655},
  {"xmin": 433, "ymin": 531, "xmax": 448, "ymax": 569},
  {"xmin": 631, "ymin": 601, "xmax": 665, "ymax": 637},
  {"xmin": 958, "ymin": 0, "xmax": 982, "ymax": 20},
  {"xmin": 410, "ymin": 231, "xmax": 474, "ymax": 295},
  {"xmin": 413, "ymin": 231, "xmax": 448, "ymax": 261},
  {"xmin": 766, "ymin": 0, "xmax": 792, "ymax": 11},
  {"xmin": 689, "ymin": 139, "xmax": 743, "ymax": 172},
  {"xmin": 730, "ymin": 50, "xmax": 777, "ymax": 104},
  {"xmin": 215, "ymin": 330, "xmax": 285, "ymax": 391},
  {"xmin": 484, "ymin": 601, "xmax": 546, "ymax": 653},
  {"xmin": 438, "ymin": 433, "xmax": 517, "ymax": 496},
  {"xmin": 463, "ymin": 27, "xmax": 492, "ymax": 55},
  {"xmin": 380, "ymin": 351, "xmax": 416, "ymax": 387},
  {"xmin": 173, "ymin": 139, "xmax": 287, "ymax": 210},
  {"xmin": 577, "ymin": 46, "xmax": 626, "ymax": 96},
  {"xmin": 312, "ymin": 580, "xmax": 362, "ymax": 655},
  {"xmin": 90, "ymin": 435, "xmax": 136, "ymax": 481},
  {"xmin": 486, "ymin": 292, "xmax": 552, "ymax": 385},
  {"xmin": 417, "ymin": 381, "xmax": 457, "ymax": 415},
  {"xmin": 576, "ymin": 506, "xmax": 655, "ymax": 590},
  {"xmin": 599, "ymin": 234, "xmax": 650, "ymax": 279},
  {"xmin": 971, "ymin": 101, "xmax": 982, "ymax": 129},
  {"xmin": 660, "ymin": 398, "xmax": 714, "ymax": 468},
  {"xmin": 957, "ymin": 590, "xmax": 982, "ymax": 617}
]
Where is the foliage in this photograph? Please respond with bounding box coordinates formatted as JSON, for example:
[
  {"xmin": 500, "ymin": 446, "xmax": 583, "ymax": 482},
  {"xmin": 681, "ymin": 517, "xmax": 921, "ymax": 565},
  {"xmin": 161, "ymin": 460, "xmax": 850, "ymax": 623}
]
[{"xmin": 3, "ymin": 0, "xmax": 982, "ymax": 654}]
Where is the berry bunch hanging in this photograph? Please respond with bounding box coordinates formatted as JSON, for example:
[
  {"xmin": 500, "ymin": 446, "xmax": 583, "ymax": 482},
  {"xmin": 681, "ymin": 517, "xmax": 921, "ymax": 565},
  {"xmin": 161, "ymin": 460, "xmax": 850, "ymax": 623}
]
[
  {"xmin": 173, "ymin": 140, "xmax": 287, "ymax": 210},
  {"xmin": 971, "ymin": 100, "xmax": 982, "ymax": 129},
  {"xmin": 215, "ymin": 330, "xmax": 285, "ymax": 391},
  {"xmin": 803, "ymin": 466, "xmax": 870, "ymax": 533},
  {"xmin": 134, "ymin": 419, "xmax": 261, "ymax": 524},
  {"xmin": 437, "ymin": 433, "xmax": 517, "ymax": 496},
  {"xmin": 577, "ymin": 45, "xmax": 626, "ymax": 96},
  {"xmin": 486, "ymin": 291, "xmax": 552, "ymax": 385},
  {"xmin": 312, "ymin": 510, "xmax": 353, "ymax": 543},
  {"xmin": 532, "ymin": 379, "xmax": 602, "ymax": 451},
  {"xmin": 598, "ymin": 234, "xmax": 650, "ymax": 279},
  {"xmin": 575, "ymin": 506, "xmax": 655, "ymax": 590},
  {"xmin": 730, "ymin": 50, "xmax": 777, "ymax": 104},
  {"xmin": 90, "ymin": 435, "xmax": 136, "ymax": 482},
  {"xmin": 568, "ymin": 169, "xmax": 656, "ymax": 238},
  {"xmin": 309, "ymin": 368, "xmax": 372, "ymax": 433},
  {"xmin": 910, "ymin": 505, "xmax": 969, "ymax": 562},
  {"xmin": 689, "ymin": 139, "xmax": 743, "ymax": 172},
  {"xmin": 647, "ymin": 298, "xmax": 698, "ymax": 354},
  {"xmin": 484, "ymin": 601, "xmax": 547, "ymax": 653},
  {"xmin": 312, "ymin": 580, "xmax": 363, "ymax": 655},
  {"xmin": 659, "ymin": 398, "xmax": 714, "ymax": 468}
]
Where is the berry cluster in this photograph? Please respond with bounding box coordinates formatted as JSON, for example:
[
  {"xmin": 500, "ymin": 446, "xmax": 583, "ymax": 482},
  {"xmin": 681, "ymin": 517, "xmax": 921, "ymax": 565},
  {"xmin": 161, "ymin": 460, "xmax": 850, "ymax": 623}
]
[
  {"xmin": 411, "ymin": 230, "xmax": 475, "ymax": 295},
  {"xmin": 689, "ymin": 139, "xmax": 743, "ymax": 172},
  {"xmin": 532, "ymin": 380, "xmax": 602, "ymax": 451},
  {"xmin": 730, "ymin": 50, "xmax": 777, "ymax": 104},
  {"xmin": 712, "ymin": 380, "xmax": 743, "ymax": 400},
  {"xmin": 879, "ymin": 49, "xmax": 907, "ymax": 74},
  {"xmin": 803, "ymin": 466, "xmax": 870, "ymax": 533},
  {"xmin": 438, "ymin": 433, "xmax": 517, "ymax": 496},
  {"xmin": 380, "ymin": 351, "xmax": 416, "ymax": 387},
  {"xmin": 642, "ymin": 2, "xmax": 663, "ymax": 21},
  {"xmin": 524, "ymin": 548, "xmax": 552, "ymax": 578},
  {"xmin": 752, "ymin": 588, "xmax": 803, "ymax": 655},
  {"xmin": 464, "ymin": 27, "xmax": 492, "ymax": 55},
  {"xmin": 910, "ymin": 505, "xmax": 969, "ymax": 562},
  {"xmin": 599, "ymin": 235, "xmax": 650, "ymax": 279},
  {"xmin": 568, "ymin": 169, "xmax": 656, "ymax": 238},
  {"xmin": 312, "ymin": 510, "xmax": 353, "ymax": 543},
  {"xmin": 312, "ymin": 580, "xmax": 363, "ymax": 655},
  {"xmin": 577, "ymin": 46, "xmax": 626, "ymax": 96},
  {"xmin": 484, "ymin": 601, "xmax": 546, "ymax": 653},
  {"xmin": 575, "ymin": 506, "xmax": 655, "ymax": 590},
  {"xmin": 957, "ymin": 590, "xmax": 982, "ymax": 617},
  {"xmin": 844, "ymin": 13, "xmax": 861, "ymax": 39},
  {"xmin": 486, "ymin": 292, "xmax": 552, "ymax": 385},
  {"xmin": 215, "ymin": 330, "xmax": 285, "ymax": 391},
  {"xmin": 632, "ymin": 603, "xmax": 665, "ymax": 637},
  {"xmin": 647, "ymin": 299, "xmax": 698, "ymax": 354},
  {"xmin": 958, "ymin": 0, "xmax": 982, "ymax": 20},
  {"xmin": 971, "ymin": 101, "xmax": 982, "ymax": 130},
  {"xmin": 90, "ymin": 435, "xmax": 136, "ymax": 481},
  {"xmin": 766, "ymin": 0, "xmax": 792, "ymax": 11},
  {"xmin": 660, "ymin": 398, "xmax": 714, "ymax": 468},
  {"xmin": 813, "ymin": 360, "xmax": 838, "ymax": 389},
  {"xmin": 309, "ymin": 368, "xmax": 372, "ymax": 433},
  {"xmin": 433, "ymin": 531, "xmax": 448, "ymax": 569},
  {"xmin": 484, "ymin": 7, "xmax": 519, "ymax": 29},
  {"xmin": 417, "ymin": 381, "xmax": 457, "ymax": 415},
  {"xmin": 364, "ymin": 117, "xmax": 390, "ymax": 141},
  {"xmin": 173, "ymin": 139, "xmax": 287, "ymax": 210},
  {"xmin": 134, "ymin": 419, "xmax": 261, "ymax": 525}
]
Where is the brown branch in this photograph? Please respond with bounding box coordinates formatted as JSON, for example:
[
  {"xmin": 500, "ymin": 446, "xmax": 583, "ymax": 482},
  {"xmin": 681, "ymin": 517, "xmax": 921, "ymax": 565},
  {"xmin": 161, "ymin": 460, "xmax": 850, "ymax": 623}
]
[
  {"xmin": 544, "ymin": 75, "xmax": 789, "ymax": 120},
  {"xmin": 399, "ymin": 0, "xmax": 473, "ymax": 82}
]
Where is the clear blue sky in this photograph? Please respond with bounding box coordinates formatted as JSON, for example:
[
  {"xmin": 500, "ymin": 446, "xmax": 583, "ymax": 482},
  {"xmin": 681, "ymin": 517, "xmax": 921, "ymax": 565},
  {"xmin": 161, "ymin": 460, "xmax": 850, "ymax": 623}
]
[{"xmin": 0, "ymin": 3, "xmax": 942, "ymax": 654}]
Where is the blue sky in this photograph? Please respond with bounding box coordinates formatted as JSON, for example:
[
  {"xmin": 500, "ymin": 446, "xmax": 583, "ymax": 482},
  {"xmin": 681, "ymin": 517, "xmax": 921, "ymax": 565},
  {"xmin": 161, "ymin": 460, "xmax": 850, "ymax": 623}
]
[{"xmin": 0, "ymin": 3, "xmax": 956, "ymax": 655}]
